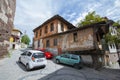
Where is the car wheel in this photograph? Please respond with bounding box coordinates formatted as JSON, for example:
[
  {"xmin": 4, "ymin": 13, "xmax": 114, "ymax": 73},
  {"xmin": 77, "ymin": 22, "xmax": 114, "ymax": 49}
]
[
  {"xmin": 18, "ymin": 57, "xmax": 21, "ymax": 63},
  {"xmin": 26, "ymin": 63, "xmax": 30, "ymax": 71},
  {"xmin": 74, "ymin": 64, "xmax": 80, "ymax": 69},
  {"xmin": 56, "ymin": 59, "xmax": 60, "ymax": 64},
  {"xmin": 42, "ymin": 65, "xmax": 46, "ymax": 68}
]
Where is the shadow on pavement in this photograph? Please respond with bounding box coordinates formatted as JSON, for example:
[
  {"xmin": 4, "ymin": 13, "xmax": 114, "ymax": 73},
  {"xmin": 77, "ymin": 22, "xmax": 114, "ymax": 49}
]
[
  {"xmin": 51, "ymin": 57, "xmax": 83, "ymax": 70},
  {"xmin": 16, "ymin": 61, "xmax": 27, "ymax": 71},
  {"xmin": 16, "ymin": 58, "xmax": 120, "ymax": 80},
  {"xmin": 16, "ymin": 61, "xmax": 46, "ymax": 72},
  {"xmin": 38, "ymin": 67, "xmax": 86, "ymax": 80}
]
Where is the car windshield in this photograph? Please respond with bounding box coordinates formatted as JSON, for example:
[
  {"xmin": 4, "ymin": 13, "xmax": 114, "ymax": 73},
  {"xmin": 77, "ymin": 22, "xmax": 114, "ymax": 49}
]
[{"xmin": 32, "ymin": 52, "xmax": 45, "ymax": 58}]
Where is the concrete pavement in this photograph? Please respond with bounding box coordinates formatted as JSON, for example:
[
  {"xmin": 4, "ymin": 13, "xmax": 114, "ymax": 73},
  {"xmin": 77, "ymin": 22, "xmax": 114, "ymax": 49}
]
[{"xmin": 0, "ymin": 48, "xmax": 120, "ymax": 80}]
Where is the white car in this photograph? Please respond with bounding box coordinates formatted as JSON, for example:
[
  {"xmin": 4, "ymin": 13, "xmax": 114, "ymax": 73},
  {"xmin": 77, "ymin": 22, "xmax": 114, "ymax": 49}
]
[{"xmin": 19, "ymin": 50, "xmax": 47, "ymax": 71}]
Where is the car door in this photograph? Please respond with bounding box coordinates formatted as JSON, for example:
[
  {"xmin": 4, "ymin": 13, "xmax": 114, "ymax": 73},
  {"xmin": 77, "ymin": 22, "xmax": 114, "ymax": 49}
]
[
  {"xmin": 24, "ymin": 51, "xmax": 32, "ymax": 64},
  {"xmin": 20, "ymin": 51, "xmax": 27, "ymax": 65},
  {"xmin": 70, "ymin": 55, "xmax": 79, "ymax": 65},
  {"xmin": 60, "ymin": 54, "xmax": 70, "ymax": 65},
  {"xmin": 25, "ymin": 52, "xmax": 32, "ymax": 64}
]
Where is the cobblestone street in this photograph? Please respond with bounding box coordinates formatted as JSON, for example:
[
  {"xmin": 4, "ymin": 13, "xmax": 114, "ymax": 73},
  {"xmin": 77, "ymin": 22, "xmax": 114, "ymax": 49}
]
[{"xmin": 0, "ymin": 48, "xmax": 120, "ymax": 80}]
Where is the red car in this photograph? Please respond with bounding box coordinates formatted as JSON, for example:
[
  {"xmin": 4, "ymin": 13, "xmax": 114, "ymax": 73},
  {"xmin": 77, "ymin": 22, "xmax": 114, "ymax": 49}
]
[{"xmin": 36, "ymin": 48, "xmax": 53, "ymax": 59}]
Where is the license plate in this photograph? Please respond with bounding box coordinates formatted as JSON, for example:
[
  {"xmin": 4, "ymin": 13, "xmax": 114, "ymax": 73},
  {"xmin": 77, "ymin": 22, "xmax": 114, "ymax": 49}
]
[{"xmin": 37, "ymin": 59, "xmax": 43, "ymax": 62}]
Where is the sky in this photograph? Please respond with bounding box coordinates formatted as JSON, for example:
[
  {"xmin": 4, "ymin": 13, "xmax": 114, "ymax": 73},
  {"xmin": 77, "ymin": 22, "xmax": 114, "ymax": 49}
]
[{"xmin": 14, "ymin": 0, "xmax": 120, "ymax": 44}]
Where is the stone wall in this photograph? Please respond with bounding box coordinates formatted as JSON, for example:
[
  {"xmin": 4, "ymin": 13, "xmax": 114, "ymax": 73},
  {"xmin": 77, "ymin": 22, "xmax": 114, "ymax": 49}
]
[
  {"xmin": 0, "ymin": 45, "xmax": 8, "ymax": 58},
  {"xmin": 42, "ymin": 27, "xmax": 94, "ymax": 52},
  {"xmin": 61, "ymin": 27, "xmax": 94, "ymax": 51},
  {"xmin": 0, "ymin": 0, "xmax": 16, "ymax": 57}
]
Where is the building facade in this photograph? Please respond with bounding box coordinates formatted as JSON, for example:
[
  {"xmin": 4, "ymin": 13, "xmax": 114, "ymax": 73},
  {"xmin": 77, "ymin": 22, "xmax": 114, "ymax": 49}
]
[
  {"xmin": 105, "ymin": 23, "xmax": 120, "ymax": 67},
  {"xmin": 33, "ymin": 15, "xmax": 75, "ymax": 50},
  {"xmin": 0, "ymin": 0, "xmax": 16, "ymax": 58},
  {"xmin": 9, "ymin": 28, "xmax": 22, "ymax": 49},
  {"xmin": 33, "ymin": 15, "xmax": 111, "ymax": 68}
]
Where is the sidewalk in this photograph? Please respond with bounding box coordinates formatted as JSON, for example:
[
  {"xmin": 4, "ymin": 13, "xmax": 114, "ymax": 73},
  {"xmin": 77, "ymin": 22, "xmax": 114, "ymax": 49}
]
[{"xmin": 104, "ymin": 62, "xmax": 120, "ymax": 69}]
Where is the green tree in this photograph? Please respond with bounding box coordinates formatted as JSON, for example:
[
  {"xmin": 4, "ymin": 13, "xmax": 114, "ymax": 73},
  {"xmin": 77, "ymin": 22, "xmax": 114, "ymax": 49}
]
[
  {"xmin": 77, "ymin": 11, "xmax": 104, "ymax": 27},
  {"xmin": 21, "ymin": 34, "xmax": 30, "ymax": 45}
]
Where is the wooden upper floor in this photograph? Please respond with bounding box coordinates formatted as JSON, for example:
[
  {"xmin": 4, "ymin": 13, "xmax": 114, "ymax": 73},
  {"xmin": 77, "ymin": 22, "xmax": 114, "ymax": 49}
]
[{"xmin": 33, "ymin": 15, "xmax": 75, "ymax": 41}]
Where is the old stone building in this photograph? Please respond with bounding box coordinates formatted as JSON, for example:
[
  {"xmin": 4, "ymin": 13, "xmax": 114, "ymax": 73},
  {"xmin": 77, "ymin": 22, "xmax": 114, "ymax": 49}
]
[
  {"xmin": 105, "ymin": 21, "xmax": 120, "ymax": 67},
  {"xmin": 33, "ymin": 15, "xmax": 75, "ymax": 49},
  {"xmin": 0, "ymin": 0, "xmax": 16, "ymax": 57},
  {"xmin": 33, "ymin": 15, "xmax": 111, "ymax": 68},
  {"xmin": 9, "ymin": 28, "xmax": 22, "ymax": 49}
]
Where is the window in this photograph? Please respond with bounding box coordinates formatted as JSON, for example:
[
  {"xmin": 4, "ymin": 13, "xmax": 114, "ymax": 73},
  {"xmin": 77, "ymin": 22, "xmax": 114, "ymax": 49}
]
[
  {"xmin": 0, "ymin": 34, "xmax": 1, "ymax": 37},
  {"xmin": 73, "ymin": 32, "xmax": 78, "ymax": 42},
  {"xmin": 27, "ymin": 52, "xmax": 32, "ymax": 56},
  {"xmin": 39, "ymin": 29, "xmax": 42, "ymax": 36},
  {"xmin": 36, "ymin": 32, "xmax": 38, "ymax": 38},
  {"xmin": 32, "ymin": 52, "xmax": 45, "ymax": 58},
  {"xmin": 50, "ymin": 23, "xmax": 54, "ymax": 31},
  {"xmin": 113, "ymin": 29, "xmax": 117, "ymax": 35},
  {"xmin": 110, "ymin": 44, "xmax": 112, "ymax": 49},
  {"xmin": 96, "ymin": 33, "xmax": 100, "ymax": 42},
  {"xmin": 54, "ymin": 38, "xmax": 57, "ymax": 46},
  {"xmin": 46, "ymin": 40, "xmax": 50, "ymax": 47},
  {"xmin": 45, "ymin": 26, "xmax": 48, "ymax": 33},
  {"xmin": 21, "ymin": 52, "xmax": 27, "ymax": 56},
  {"xmin": 109, "ymin": 44, "xmax": 116, "ymax": 49},
  {"xmin": 61, "ymin": 23, "xmax": 64, "ymax": 31},
  {"xmin": 62, "ymin": 54, "xmax": 70, "ymax": 59},
  {"xmin": 71, "ymin": 55, "xmax": 78, "ymax": 60},
  {"xmin": 110, "ymin": 26, "xmax": 117, "ymax": 35}
]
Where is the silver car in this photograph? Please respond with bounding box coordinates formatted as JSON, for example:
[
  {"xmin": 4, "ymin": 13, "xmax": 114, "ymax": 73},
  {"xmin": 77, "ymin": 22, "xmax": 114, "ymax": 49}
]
[{"xmin": 19, "ymin": 50, "xmax": 47, "ymax": 71}]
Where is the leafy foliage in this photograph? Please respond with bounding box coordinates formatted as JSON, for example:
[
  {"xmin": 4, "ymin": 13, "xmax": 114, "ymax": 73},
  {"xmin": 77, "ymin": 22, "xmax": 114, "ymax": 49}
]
[
  {"xmin": 117, "ymin": 28, "xmax": 120, "ymax": 36},
  {"xmin": 77, "ymin": 11, "xmax": 104, "ymax": 27},
  {"xmin": 113, "ymin": 20, "xmax": 120, "ymax": 27},
  {"xmin": 21, "ymin": 34, "xmax": 30, "ymax": 45},
  {"xmin": 105, "ymin": 33, "xmax": 118, "ymax": 44},
  {"xmin": 105, "ymin": 20, "xmax": 120, "ymax": 44}
]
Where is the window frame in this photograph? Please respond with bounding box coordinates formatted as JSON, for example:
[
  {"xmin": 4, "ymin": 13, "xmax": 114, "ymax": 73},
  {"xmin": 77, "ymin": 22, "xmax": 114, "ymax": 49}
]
[
  {"xmin": 73, "ymin": 32, "xmax": 78, "ymax": 42},
  {"xmin": 36, "ymin": 31, "xmax": 38, "ymax": 38},
  {"xmin": 61, "ymin": 22, "xmax": 64, "ymax": 31},
  {"xmin": 50, "ymin": 23, "xmax": 54, "ymax": 32},
  {"xmin": 39, "ymin": 29, "xmax": 42, "ymax": 36},
  {"xmin": 27, "ymin": 52, "xmax": 32, "ymax": 56},
  {"xmin": 45, "ymin": 26, "xmax": 48, "ymax": 33},
  {"xmin": 21, "ymin": 51, "xmax": 27, "ymax": 56},
  {"xmin": 61, "ymin": 54, "xmax": 70, "ymax": 59},
  {"xmin": 38, "ymin": 39, "xmax": 40, "ymax": 47},
  {"xmin": 71, "ymin": 55, "xmax": 79, "ymax": 60},
  {"xmin": 54, "ymin": 38, "xmax": 57, "ymax": 46},
  {"xmin": 46, "ymin": 40, "xmax": 50, "ymax": 47}
]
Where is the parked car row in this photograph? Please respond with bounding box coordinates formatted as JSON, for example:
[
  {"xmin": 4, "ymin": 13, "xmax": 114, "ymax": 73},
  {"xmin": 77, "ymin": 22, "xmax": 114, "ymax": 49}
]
[
  {"xmin": 19, "ymin": 50, "xmax": 83, "ymax": 71},
  {"xmin": 35, "ymin": 48, "xmax": 53, "ymax": 59},
  {"xmin": 19, "ymin": 50, "xmax": 47, "ymax": 71}
]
